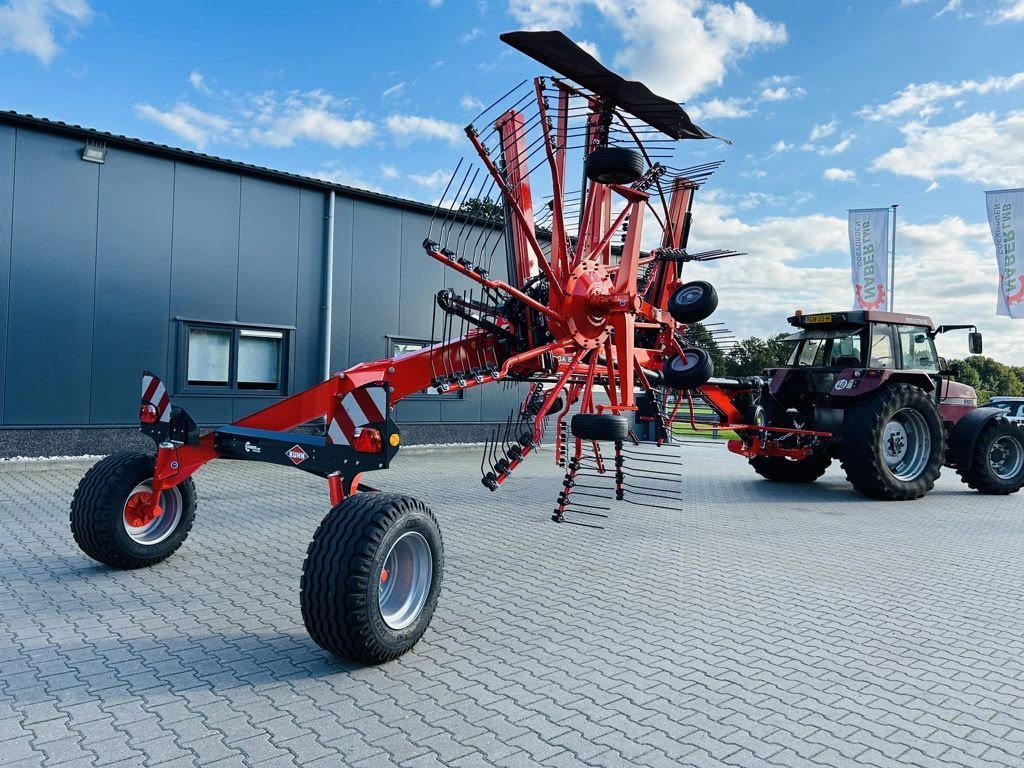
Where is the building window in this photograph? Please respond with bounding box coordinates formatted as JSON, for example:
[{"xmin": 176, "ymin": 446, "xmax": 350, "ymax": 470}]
[
  {"xmin": 388, "ymin": 337, "xmax": 463, "ymax": 399},
  {"xmin": 181, "ymin": 322, "xmax": 289, "ymax": 395}
]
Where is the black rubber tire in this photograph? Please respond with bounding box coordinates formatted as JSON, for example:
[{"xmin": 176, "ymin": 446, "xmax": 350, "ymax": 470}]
[
  {"xmin": 840, "ymin": 384, "xmax": 944, "ymax": 500},
  {"xmin": 585, "ymin": 147, "xmax": 645, "ymax": 185},
  {"xmin": 956, "ymin": 419, "xmax": 1024, "ymax": 495},
  {"xmin": 570, "ymin": 413, "xmax": 629, "ymax": 441},
  {"xmin": 663, "ymin": 348, "xmax": 714, "ymax": 389},
  {"xmin": 667, "ymin": 281, "xmax": 719, "ymax": 324},
  {"xmin": 70, "ymin": 452, "xmax": 197, "ymax": 569},
  {"xmin": 751, "ymin": 454, "xmax": 832, "ymax": 483},
  {"xmin": 301, "ymin": 493, "xmax": 444, "ymax": 664}
]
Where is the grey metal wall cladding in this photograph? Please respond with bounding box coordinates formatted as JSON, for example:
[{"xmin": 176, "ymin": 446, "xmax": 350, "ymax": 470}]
[
  {"xmin": 6, "ymin": 132, "xmax": 99, "ymax": 425},
  {"xmin": 170, "ymin": 165, "xmax": 241, "ymax": 322},
  {"xmin": 348, "ymin": 201, "xmax": 402, "ymax": 366},
  {"xmin": 237, "ymin": 177, "xmax": 300, "ymax": 327},
  {"xmin": 0, "ymin": 126, "xmax": 14, "ymax": 423},
  {"xmin": 328, "ymin": 196, "xmax": 354, "ymax": 372},
  {"xmin": 296, "ymin": 189, "xmax": 326, "ymax": 386},
  {"xmin": 90, "ymin": 149, "xmax": 175, "ymax": 425}
]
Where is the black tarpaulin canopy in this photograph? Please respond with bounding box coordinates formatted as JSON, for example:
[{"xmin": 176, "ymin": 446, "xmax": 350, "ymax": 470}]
[{"xmin": 500, "ymin": 30, "xmax": 724, "ymax": 142}]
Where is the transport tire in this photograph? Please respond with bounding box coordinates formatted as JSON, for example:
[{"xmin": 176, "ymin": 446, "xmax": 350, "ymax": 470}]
[
  {"xmin": 957, "ymin": 419, "xmax": 1024, "ymax": 495},
  {"xmin": 70, "ymin": 452, "xmax": 196, "ymax": 569},
  {"xmin": 584, "ymin": 147, "xmax": 646, "ymax": 185},
  {"xmin": 840, "ymin": 384, "xmax": 944, "ymax": 500},
  {"xmin": 662, "ymin": 348, "xmax": 714, "ymax": 390},
  {"xmin": 667, "ymin": 280, "xmax": 719, "ymax": 324},
  {"xmin": 750, "ymin": 454, "xmax": 832, "ymax": 483},
  {"xmin": 570, "ymin": 413, "xmax": 630, "ymax": 441},
  {"xmin": 301, "ymin": 494, "xmax": 443, "ymax": 664}
]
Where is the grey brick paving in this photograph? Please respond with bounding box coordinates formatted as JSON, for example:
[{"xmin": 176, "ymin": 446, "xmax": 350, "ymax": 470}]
[{"xmin": 2, "ymin": 444, "xmax": 1024, "ymax": 767}]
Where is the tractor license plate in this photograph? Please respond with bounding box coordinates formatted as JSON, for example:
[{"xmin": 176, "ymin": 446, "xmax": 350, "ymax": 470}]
[{"xmin": 805, "ymin": 314, "xmax": 833, "ymax": 324}]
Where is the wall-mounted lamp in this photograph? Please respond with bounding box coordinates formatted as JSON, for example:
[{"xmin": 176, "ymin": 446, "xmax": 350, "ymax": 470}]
[{"xmin": 81, "ymin": 141, "xmax": 107, "ymax": 164}]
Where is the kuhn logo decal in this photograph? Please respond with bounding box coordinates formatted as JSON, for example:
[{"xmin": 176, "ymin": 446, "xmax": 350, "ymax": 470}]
[
  {"xmin": 286, "ymin": 445, "xmax": 309, "ymax": 465},
  {"xmin": 244, "ymin": 441, "xmax": 261, "ymax": 454}
]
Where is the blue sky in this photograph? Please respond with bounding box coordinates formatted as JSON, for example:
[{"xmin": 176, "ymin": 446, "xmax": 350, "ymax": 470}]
[{"xmin": 3, "ymin": 0, "xmax": 1023, "ymax": 363}]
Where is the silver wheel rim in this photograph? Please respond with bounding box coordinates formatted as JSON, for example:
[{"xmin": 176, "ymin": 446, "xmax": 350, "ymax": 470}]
[
  {"xmin": 990, "ymin": 434, "xmax": 1024, "ymax": 480},
  {"xmin": 672, "ymin": 351, "xmax": 701, "ymax": 372},
  {"xmin": 379, "ymin": 531, "xmax": 433, "ymax": 631},
  {"xmin": 676, "ymin": 285, "xmax": 704, "ymax": 306},
  {"xmin": 123, "ymin": 481, "xmax": 183, "ymax": 545},
  {"xmin": 882, "ymin": 408, "xmax": 931, "ymax": 481}
]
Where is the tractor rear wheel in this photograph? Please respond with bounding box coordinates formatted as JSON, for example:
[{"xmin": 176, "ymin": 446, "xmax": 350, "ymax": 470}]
[
  {"xmin": 570, "ymin": 413, "xmax": 629, "ymax": 441},
  {"xmin": 750, "ymin": 453, "xmax": 832, "ymax": 483},
  {"xmin": 70, "ymin": 452, "xmax": 197, "ymax": 569},
  {"xmin": 667, "ymin": 281, "xmax": 719, "ymax": 324},
  {"xmin": 663, "ymin": 348, "xmax": 714, "ymax": 389},
  {"xmin": 840, "ymin": 384, "xmax": 943, "ymax": 500},
  {"xmin": 301, "ymin": 493, "xmax": 443, "ymax": 664},
  {"xmin": 584, "ymin": 147, "xmax": 645, "ymax": 185},
  {"xmin": 957, "ymin": 419, "xmax": 1024, "ymax": 494}
]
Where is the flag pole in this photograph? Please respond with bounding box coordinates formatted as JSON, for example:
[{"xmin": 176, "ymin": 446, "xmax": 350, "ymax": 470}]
[{"xmin": 890, "ymin": 203, "xmax": 898, "ymax": 311}]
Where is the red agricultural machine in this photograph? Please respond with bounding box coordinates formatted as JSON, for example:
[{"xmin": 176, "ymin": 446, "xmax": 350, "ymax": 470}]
[{"xmin": 70, "ymin": 31, "xmax": 1023, "ymax": 665}]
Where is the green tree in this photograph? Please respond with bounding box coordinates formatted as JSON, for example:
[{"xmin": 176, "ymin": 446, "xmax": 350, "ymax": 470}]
[
  {"xmin": 678, "ymin": 322, "xmax": 725, "ymax": 374},
  {"xmin": 461, "ymin": 196, "xmax": 504, "ymax": 223},
  {"xmin": 724, "ymin": 333, "xmax": 791, "ymax": 376},
  {"xmin": 952, "ymin": 356, "xmax": 1024, "ymax": 403}
]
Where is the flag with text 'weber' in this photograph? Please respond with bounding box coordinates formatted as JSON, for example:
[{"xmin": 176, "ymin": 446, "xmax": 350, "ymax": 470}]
[
  {"xmin": 985, "ymin": 188, "xmax": 1024, "ymax": 319},
  {"xmin": 848, "ymin": 208, "xmax": 889, "ymax": 311}
]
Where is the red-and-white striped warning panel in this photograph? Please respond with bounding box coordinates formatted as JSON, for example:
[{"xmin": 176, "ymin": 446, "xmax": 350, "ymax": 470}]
[
  {"xmin": 141, "ymin": 372, "xmax": 171, "ymax": 423},
  {"xmin": 327, "ymin": 386, "xmax": 387, "ymax": 446}
]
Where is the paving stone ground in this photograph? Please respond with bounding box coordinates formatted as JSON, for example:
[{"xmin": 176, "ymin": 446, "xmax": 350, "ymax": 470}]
[{"xmin": 2, "ymin": 442, "xmax": 1024, "ymax": 767}]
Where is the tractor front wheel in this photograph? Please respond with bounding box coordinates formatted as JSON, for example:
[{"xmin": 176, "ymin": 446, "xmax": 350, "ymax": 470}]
[
  {"xmin": 70, "ymin": 452, "xmax": 197, "ymax": 569},
  {"xmin": 301, "ymin": 493, "xmax": 443, "ymax": 664},
  {"xmin": 840, "ymin": 384, "xmax": 944, "ymax": 500},
  {"xmin": 957, "ymin": 420, "xmax": 1024, "ymax": 494}
]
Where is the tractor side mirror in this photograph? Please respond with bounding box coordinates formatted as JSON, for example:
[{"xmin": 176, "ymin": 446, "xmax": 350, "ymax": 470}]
[{"xmin": 968, "ymin": 332, "xmax": 983, "ymax": 355}]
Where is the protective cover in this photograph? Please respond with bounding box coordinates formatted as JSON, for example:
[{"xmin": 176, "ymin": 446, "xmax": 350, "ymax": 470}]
[{"xmin": 500, "ymin": 30, "xmax": 721, "ymax": 142}]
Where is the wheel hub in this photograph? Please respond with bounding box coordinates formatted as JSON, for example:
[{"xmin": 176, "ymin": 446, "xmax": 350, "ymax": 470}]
[
  {"xmin": 884, "ymin": 423, "xmax": 908, "ymax": 463},
  {"xmin": 122, "ymin": 482, "xmax": 183, "ymax": 545},
  {"xmin": 378, "ymin": 531, "xmax": 433, "ymax": 630},
  {"xmin": 881, "ymin": 409, "xmax": 931, "ymax": 481},
  {"xmin": 990, "ymin": 435, "xmax": 1024, "ymax": 480},
  {"xmin": 563, "ymin": 260, "xmax": 614, "ymax": 350}
]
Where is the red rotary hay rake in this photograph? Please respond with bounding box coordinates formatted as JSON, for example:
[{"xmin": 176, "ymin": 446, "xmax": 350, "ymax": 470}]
[{"xmin": 71, "ymin": 31, "xmax": 760, "ymax": 663}]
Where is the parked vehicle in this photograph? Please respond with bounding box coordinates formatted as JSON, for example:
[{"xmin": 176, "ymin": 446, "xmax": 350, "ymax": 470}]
[{"xmin": 988, "ymin": 397, "xmax": 1024, "ymax": 425}]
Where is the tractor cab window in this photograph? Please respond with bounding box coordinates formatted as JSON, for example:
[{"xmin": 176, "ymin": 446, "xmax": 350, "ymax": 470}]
[
  {"xmin": 868, "ymin": 327, "xmax": 895, "ymax": 369},
  {"xmin": 785, "ymin": 328, "xmax": 864, "ymax": 367},
  {"xmin": 898, "ymin": 326, "xmax": 939, "ymax": 372}
]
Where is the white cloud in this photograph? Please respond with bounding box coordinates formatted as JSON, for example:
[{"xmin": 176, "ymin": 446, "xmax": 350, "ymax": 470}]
[
  {"xmin": 870, "ymin": 111, "xmax": 1024, "ymax": 185},
  {"xmin": 460, "ymin": 27, "xmax": 482, "ymax": 42},
  {"xmin": 759, "ymin": 85, "xmax": 805, "ymax": 102},
  {"xmin": 408, "ymin": 169, "xmax": 454, "ymax": 190},
  {"xmin": 820, "ymin": 135, "xmax": 854, "ymax": 155},
  {"xmin": 823, "ymin": 167, "xmax": 856, "ymax": 182},
  {"xmin": 381, "ymin": 164, "xmax": 401, "ymax": 179},
  {"xmin": 859, "ymin": 72, "xmax": 1024, "ymax": 121},
  {"xmin": 136, "ymin": 86, "xmax": 375, "ymax": 150},
  {"xmin": 508, "ymin": 0, "xmax": 786, "ymax": 100},
  {"xmin": 382, "ymin": 82, "xmax": 405, "ymax": 99},
  {"xmin": 460, "ymin": 94, "xmax": 485, "ymax": 112},
  {"xmin": 769, "ymin": 139, "xmax": 792, "ymax": 154},
  {"xmin": 133, "ymin": 103, "xmax": 237, "ymax": 149},
  {"xmin": 305, "ymin": 165, "xmax": 383, "ymax": 192},
  {"xmin": 386, "ymin": 114, "xmax": 464, "ymax": 146},
  {"xmin": 809, "ymin": 120, "xmax": 838, "ymax": 141},
  {"xmin": 690, "ymin": 96, "xmax": 753, "ymax": 120},
  {"xmin": 996, "ymin": 0, "xmax": 1024, "ymax": 20},
  {"xmin": 576, "ymin": 38, "xmax": 600, "ymax": 60},
  {"xmin": 0, "ymin": 0, "xmax": 92, "ymax": 63},
  {"xmin": 428, "ymin": 0, "xmax": 443, "ymax": 6},
  {"xmin": 189, "ymin": 70, "xmax": 211, "ymax": 95},
  {"xmin": 683, "ymin": 199, "xmax": 1023, "ymax": 364}
]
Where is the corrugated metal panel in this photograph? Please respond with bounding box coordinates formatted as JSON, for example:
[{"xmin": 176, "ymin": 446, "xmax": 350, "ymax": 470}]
[
  {"xmin": 5, "ymin": 131, "xmax": 98, "ymax": 425},
  {"xmin": 90, "ymin": 148, "xmax": 175, "ymax": 424},
  {"xmin": 0, "ymin": 126, "xmax": 14, "ymax": 423}
]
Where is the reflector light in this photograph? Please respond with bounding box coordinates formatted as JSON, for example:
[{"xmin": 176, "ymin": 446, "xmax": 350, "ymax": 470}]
[
  {"xmin": 140, "ymin": 404, "xmax": 159, "ymax": 423},
  {"xmin": 353, "ymin": 427, "xmax": 384, "ymax": 454}
]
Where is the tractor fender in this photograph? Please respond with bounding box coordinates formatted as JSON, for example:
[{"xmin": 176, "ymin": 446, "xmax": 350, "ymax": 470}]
[
  {"xmin": 946, "ymin": 407, "xmax": 1006, "ymax": 470},
  {"xmin": 830, "ymin": 370, "xmax": 935, "ymax": 398}
]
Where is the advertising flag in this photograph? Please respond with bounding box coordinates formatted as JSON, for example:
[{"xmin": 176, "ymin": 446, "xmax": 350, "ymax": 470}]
[
  {"xmin": 985, "ymin": 188, "xmax": 1024, "ymax": 319},
  {"xmin": 848, "ymin": 208, "xmax": 889, "ymax": 311}
]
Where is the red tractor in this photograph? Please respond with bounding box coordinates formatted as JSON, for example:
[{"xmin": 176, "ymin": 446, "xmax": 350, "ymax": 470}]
[{"xmin": 716, "ymin": 310, "xmax": 1024, "ymax": 499}]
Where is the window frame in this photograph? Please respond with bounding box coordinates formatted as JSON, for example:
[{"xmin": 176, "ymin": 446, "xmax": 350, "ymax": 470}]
[
  {"xmin": 177, "ymin": 318, "xmax": 293, "ymax": 397},
  {"xmin": 386, "ymin": 336, "xmax": 464, "ymax": 400}
]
